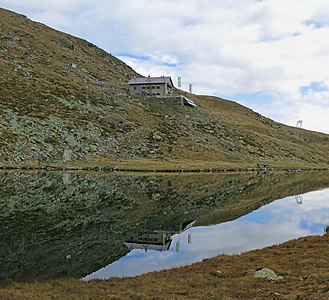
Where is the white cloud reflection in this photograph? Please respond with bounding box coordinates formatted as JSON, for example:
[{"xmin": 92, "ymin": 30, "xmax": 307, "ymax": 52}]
[{"xmin": 84, "ymin": 187, "xmax": 329, "ymax": 280}]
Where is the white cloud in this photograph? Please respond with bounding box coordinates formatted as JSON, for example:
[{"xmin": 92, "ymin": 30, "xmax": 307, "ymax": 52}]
[{"xmin": 1, "ymin": 0, "xmax": 329, "ymax": 132}]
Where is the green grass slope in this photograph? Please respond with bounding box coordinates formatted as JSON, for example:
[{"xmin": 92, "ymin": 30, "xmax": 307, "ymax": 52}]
[{"xmin": 1, "ymin": 8, "xmax": 329, "ymax": 168}]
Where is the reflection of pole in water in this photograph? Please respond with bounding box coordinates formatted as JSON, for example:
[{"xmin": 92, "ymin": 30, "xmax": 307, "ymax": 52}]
[
  {"xmin": 173, "ymin": 221, "xmax": 195, "ymax": 252},
  {"xmin": 62, "ymin": 173, "xmax": 72, "ymax": 185},
  {"xmin": 324, "ymin": 225, "xmax": 329, "ymax": 234},
  {"xmin": 175, "ymin": 223, "xmax": 182, "ymax": 252},
  {"xmin": 295, "ymin": 194, "xmax": 303, "ymax": 205},
  {"xmin": 293, "ymin": 179, "xmax": 303, "ymax": 205},
  {"xmin": 175, "ymin": 240, "xmax": 180, "ymax": 252},
  {"xmin": 187, "ymin": 225, "xmax": 193, "ymax": 244}
]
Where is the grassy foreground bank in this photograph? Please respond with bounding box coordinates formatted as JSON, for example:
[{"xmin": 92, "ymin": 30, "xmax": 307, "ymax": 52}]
[{"xmin": 1, "ymin": 231, "xmax": 328, "ymax": 299}]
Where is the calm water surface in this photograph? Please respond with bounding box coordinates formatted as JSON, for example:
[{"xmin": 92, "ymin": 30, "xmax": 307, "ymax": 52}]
[
  {"xmin": 1, "ymin": 171, "xmax": 329, "ymax": 286},
  {"xmin": 84, "ymin": 187, "xmax": 329, "ymax": 280}
]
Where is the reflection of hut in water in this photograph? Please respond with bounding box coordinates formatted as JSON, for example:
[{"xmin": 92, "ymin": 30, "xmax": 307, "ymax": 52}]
[
  {"xmin": 124, "ymin": 220, "xmax": 195, "ymax": 252},
  {"xmin": 124, "ymin": 230, "xmax": 172, "ymax": 252}
]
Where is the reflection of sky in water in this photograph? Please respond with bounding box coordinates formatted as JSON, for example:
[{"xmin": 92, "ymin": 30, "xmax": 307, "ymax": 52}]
[{"xmin": 83, "ymin": 188, "xmax": 329, "ymax": 280}]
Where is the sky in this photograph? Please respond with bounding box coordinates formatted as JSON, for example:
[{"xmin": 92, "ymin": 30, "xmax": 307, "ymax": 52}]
[{"xmin": 1, "ymin": 0, "xmax": 329, "ymax": 133}]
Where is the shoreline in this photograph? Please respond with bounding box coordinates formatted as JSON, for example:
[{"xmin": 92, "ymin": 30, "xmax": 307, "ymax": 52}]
[
  {"xmin": 1, "ymin": 231, "xmax": 328, "ymax": 299},
  {"xmin": 1, "ymin": 161, "xmax": 329, "ymax": 174}
]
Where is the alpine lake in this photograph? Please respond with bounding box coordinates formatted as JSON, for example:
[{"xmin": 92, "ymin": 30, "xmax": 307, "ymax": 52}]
[{"xmin": 1, "ymin": 170, "xmax": 329, "ymax": 287}]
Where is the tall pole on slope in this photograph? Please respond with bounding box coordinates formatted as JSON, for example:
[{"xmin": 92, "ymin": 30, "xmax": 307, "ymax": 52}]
[{"xmin": 295, "ymin": 120, "xmax": 303, "ymax": 140}]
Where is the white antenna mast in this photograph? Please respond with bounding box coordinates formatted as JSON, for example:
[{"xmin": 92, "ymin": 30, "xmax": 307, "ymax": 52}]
[{"xmin": 295, "ymin": 120, "xmax": 303, "ymax": 140}]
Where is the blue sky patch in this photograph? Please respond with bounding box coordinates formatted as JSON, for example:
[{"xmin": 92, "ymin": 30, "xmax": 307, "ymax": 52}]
[
  {"xmin": 304, "ymin": 19, "xmax": 323, "ymax": 29},
  {"xmin": 260, "ymin": 31, "xmax": 301, "ymax": 43},
  {"xmin": 259, "ymin": 33, "xmax": 282, "ymax": 43},
  {"xmin": 115, "ymin": 52, "xmax": 177, "ymax": 67},
  {"xmin": 238, "ymin": 208, "xmax": 273, "ymax": 224},
  {"xmin": 115, "ymin": 53, "xmax": 151, "ymax": 61},
  {"xmin": 160, "ymin": 62, "xmax": 177, "ymax": 67},
  {"xmin": 229, "ymin": 91, "xmax": 272, "ymax": 106},
  {"xmin": 299, "ymin": 219, "xmax": 324, "ymax": 234},
  {"xmin": 300, "ymin": 82, "xmax": 328, "ymax": 94}
]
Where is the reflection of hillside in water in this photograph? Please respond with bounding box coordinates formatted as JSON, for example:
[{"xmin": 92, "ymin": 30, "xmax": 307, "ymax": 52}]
[{"xmin": 1, "ymin": 170, "xmax": 329, "ymax": 287}]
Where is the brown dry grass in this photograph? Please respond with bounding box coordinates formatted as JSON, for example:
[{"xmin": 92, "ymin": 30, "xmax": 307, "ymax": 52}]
[{"xmin": 1, "ymin": 233, "xmax": 328, "ymax": 299}]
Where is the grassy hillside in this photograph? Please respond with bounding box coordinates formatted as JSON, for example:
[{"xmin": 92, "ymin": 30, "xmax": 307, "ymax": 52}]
[{"xmin": 1, "ymin": 8, "xmax": 329, "ymax": 168}]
